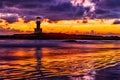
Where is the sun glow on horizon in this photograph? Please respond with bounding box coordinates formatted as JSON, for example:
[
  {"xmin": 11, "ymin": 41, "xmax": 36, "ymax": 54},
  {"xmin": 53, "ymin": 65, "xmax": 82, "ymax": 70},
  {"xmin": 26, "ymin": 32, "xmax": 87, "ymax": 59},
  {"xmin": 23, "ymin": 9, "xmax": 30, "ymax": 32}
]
[{"xmin": 0, "ymin": 18, "xmax": 120, "ymax": 35}]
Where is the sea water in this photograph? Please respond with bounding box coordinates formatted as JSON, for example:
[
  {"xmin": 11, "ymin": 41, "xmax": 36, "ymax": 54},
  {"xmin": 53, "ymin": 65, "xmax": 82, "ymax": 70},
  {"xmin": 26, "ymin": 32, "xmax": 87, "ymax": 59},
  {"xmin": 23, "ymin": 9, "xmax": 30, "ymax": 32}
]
[{"xmin": 0, "ymin": 40, "xmax": 120, "ymax": 80}]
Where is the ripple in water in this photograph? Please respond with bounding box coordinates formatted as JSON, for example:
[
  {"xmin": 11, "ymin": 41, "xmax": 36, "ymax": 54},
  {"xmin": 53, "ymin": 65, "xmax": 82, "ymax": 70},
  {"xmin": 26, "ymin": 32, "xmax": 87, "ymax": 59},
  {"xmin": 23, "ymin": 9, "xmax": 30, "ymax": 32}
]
[{"xmin": 0, "ymin": 40, "xmax": 120, "ymax": 80}]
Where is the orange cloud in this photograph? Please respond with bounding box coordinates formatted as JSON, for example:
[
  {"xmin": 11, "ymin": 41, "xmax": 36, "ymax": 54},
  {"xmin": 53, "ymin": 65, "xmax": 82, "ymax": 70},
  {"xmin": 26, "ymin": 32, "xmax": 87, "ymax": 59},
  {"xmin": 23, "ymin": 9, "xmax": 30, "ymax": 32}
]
[{"xmin": 0, "ymin": 18, "xmax": 120, "ymax": 35}]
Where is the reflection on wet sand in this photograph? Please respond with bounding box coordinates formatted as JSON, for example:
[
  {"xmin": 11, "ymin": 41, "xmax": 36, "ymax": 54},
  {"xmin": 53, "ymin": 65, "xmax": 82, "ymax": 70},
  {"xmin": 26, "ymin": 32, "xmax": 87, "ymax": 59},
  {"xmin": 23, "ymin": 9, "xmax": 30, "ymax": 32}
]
[
  {"xmin": 41, "ymin": 48, "xmax": 120, "ymax": 80},
  {"xmin": 35, "ymin": 47, "xmax": 71, "ymax": 80},
  {"xmin": 0, "ymin": 40, "xmax": 120, "ymax": 80}
]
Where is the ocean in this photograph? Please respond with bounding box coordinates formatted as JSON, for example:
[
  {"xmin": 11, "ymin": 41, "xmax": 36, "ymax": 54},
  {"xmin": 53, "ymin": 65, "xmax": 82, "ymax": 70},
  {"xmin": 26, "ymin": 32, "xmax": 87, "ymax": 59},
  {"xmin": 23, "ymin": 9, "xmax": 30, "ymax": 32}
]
[{"xmin": 0, "ymin": 40, "xmax": 120, "ymax": 80}]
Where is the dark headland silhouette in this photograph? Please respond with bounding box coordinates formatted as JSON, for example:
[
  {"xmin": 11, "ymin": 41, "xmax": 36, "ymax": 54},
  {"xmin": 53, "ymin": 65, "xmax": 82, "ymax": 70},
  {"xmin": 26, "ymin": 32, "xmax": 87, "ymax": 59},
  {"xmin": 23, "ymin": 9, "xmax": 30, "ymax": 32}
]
[{"xmin": 0, "ymin": 17, "xmax": 120, "ymax": 40}]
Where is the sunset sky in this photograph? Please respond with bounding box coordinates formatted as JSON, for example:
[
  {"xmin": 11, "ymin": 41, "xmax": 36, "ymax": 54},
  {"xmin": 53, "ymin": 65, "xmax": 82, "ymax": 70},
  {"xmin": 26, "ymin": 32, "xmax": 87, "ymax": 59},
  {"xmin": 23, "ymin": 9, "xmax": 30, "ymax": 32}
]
[{"xmin": 0, "ymin": 0, "xmax": 120, "ymax": 35}]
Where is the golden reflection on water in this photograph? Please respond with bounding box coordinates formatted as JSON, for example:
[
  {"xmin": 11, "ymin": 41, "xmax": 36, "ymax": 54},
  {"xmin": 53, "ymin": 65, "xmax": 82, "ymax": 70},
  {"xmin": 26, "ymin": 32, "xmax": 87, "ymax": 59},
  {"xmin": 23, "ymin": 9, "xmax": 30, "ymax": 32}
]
[
  {"xmin": 0, "ymin": 42, "xmax": 120, "ymax": 79},
  {"xmin": 42, "ymin": 48, "xmax": 120, "ymax": 75}
]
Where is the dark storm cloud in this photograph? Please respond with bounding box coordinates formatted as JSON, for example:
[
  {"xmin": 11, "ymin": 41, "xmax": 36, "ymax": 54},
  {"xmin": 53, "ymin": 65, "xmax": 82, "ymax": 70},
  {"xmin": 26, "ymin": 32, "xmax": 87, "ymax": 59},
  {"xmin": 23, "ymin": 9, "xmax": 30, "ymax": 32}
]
[
  {"xmin": 0, "ymin": 0, "xmax": 120, "ymax": 22},
  {"xmin": 2, "ymin": 16, "xmax": 18, "ymax": 23},
  {"xmin": 47, "ymin": 2, "xmax": 85, "ymax": 20},
  {"xmin": 95, "ymin": 0, "xmax": 120, "ymax": 18},
  {"xmin": 17, "ymin": 3, "xmax": 39, "ymax": 9},
  {"xmin": 95, "ymin": 9, "xmax": 108, "ymax": 14},
  {"xmin": 100, "ymin": 0, "xmax": 120, "ymax": 8},
  {"xmin": 0, "ymin": 2, "xmax": 4, "ymax": 8},
  {"xmin": 49, "ymin": 2, "xmax": 73, "ymax": 11}
]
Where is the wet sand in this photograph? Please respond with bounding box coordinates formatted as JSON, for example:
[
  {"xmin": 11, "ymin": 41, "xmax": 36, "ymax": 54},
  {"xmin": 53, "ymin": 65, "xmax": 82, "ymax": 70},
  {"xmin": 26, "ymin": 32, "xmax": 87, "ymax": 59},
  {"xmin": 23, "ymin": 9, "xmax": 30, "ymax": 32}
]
[{"xmin": 0, "ymin": 40, "xmax": 120, "ymax": 80}]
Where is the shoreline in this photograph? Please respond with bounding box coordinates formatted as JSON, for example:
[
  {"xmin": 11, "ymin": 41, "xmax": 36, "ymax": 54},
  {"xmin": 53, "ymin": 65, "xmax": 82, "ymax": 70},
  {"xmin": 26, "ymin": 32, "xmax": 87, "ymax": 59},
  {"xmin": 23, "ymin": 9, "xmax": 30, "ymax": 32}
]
[{"xmin": 0, "ymin": 33, "xmax": 120, "ymax": 40}]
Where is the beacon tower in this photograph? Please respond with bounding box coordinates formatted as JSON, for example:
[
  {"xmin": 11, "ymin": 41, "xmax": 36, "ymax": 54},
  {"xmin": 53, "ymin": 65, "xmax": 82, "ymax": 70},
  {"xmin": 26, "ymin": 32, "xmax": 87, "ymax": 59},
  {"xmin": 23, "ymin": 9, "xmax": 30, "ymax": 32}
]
[{"xmin": 34, "ymin": 17, "xmax": 42, "ymax": 34}]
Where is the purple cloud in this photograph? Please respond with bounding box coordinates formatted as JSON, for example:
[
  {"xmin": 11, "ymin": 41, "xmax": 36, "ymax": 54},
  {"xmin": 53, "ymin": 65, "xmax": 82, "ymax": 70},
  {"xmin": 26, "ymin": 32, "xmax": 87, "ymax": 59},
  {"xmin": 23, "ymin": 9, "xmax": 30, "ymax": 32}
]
[{"xmin": 0, "ymin": 0, "xmax": 119, "ymax": 22}]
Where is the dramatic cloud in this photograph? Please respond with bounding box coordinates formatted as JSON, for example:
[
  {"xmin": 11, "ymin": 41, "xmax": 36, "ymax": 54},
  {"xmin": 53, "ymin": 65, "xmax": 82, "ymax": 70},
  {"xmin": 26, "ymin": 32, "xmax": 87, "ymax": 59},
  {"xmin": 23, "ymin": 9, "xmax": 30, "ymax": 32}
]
[
  {"xmin": 0, "ymin": 26, "xmax": 22, "ymax": 35},
  {"xmin": 100, "ymin": 0, "xmax": 120, "ymax": 8},
  {"xmin": 0, "ymin": 0, "xmax": 120, "ymax": 22}
]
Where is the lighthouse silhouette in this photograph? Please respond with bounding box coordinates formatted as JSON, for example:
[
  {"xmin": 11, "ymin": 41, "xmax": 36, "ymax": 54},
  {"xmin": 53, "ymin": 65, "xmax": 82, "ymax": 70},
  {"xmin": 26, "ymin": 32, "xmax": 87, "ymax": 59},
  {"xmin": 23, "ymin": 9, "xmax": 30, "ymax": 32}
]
[{"xmin": 34, "ymin": 17, "xmax": 42, "ymax": 34}]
